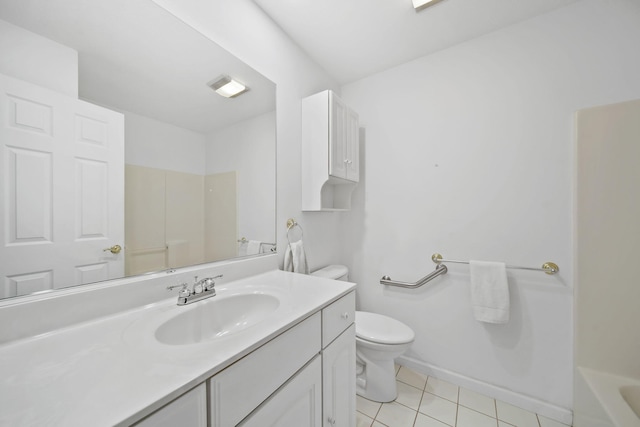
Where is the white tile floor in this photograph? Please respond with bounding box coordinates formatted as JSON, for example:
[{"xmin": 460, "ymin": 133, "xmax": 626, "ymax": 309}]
[{"xmin": 356, "ymin": 366, "xmax": 572, "ymax": 427}]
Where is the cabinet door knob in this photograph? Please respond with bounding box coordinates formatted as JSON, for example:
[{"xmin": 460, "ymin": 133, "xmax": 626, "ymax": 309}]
[
  {"xmin": 341, "ymin": 312, "xmax": 349, "ymax": 319},
  {"xmin": 328, "ymin": 416, "xmax": 336, "ymax": 425}
]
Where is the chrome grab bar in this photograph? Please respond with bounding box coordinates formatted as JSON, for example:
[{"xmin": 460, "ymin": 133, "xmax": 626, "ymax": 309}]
[{"xmin": 380, "ymin": 264, "xmax": 448, "ymax": 288}]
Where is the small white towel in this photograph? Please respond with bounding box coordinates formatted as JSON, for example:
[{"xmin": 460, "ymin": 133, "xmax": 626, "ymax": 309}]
[
  {"xmin": 247, "ymin": 240, "xmax": 262, "ymax": 255},
  {"xmin": 469, "ymin": 260, "xmax": 509, "ymax": 324},
  {"xmin": 284, "ymin": 240, "xmax": 309, "ymax": 274},
  {"xmin": 238, "ymin": 241, "xmax": 247, "ymax": 256}
]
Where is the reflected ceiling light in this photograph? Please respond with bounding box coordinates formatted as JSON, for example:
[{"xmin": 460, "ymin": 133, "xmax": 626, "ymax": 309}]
[
  {"xmin": 208, "ymin": 75, "xmax": 249, "ymax": 98},
  {"xmin": 413, "ymin": 0, "xmax": 445, "ymax": 11}
]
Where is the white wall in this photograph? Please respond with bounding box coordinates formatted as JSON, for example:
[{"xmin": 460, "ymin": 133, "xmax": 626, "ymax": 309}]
[
  {"xmin": 206, "ymin": 111, "xmax": 276, "ymax": 244},
  {"xmin": 340, "ymin": 0, "xmax": 640, "ymax": 419},
  {"xmin": 124, "ymin": 110, "xmax": 206, "ymax": 175},
  {"xmin": 0, "ymin": 19, "xmax": 78, "ymax": 97},
  {"xmin": 152, "ymin": 0, "xmax": 342, "ymax": 270}
]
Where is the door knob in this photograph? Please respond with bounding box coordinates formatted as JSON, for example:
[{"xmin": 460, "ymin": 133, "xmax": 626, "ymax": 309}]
[{"xmin": 103, "ymin": 245, "xmax": 122, "ymax": 254}]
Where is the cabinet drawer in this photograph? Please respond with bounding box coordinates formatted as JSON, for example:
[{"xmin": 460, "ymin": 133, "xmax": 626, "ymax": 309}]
[
  {"xmin": 209, "ymin": 312, "xmax": 321, "ymax": 427},
  {"xmin": 322, "ymin": 291, "xmax": 355, "ymax": 348}
]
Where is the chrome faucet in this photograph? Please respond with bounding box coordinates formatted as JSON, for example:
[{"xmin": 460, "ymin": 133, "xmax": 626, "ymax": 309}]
[{"xmin": 167, "ymin": 274, "xmax": 223, "ymax": 305}]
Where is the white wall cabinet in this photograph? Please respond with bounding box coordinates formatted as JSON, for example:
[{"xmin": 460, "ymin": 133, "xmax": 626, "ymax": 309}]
[{"xmin": 302, "ymin": 90, "xmax": 360, "ymax": 211}]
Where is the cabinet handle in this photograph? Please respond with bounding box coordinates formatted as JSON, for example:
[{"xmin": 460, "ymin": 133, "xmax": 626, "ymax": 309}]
[
  {"xmin": 341, "ymin": 312, "xmax": 349, "ymax": 320},
  {"xmin": 328, "ymin": 416, "xmax": 336, "ymax": 425}
]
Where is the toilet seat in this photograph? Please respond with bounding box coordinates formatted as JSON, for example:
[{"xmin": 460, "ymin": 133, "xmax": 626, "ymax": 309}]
[{"xmin": 355, "ymin": 311, "xmax": 415, "ymax": 345}]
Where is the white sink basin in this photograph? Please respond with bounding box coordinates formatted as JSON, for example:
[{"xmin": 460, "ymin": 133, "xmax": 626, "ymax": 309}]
[{"xmin": 155, "ymin": 293, "xmax": 280, "ymax": 345}]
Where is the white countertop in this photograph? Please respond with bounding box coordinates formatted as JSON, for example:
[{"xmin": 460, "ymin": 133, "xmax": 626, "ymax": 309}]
[{"xmin": 0, "ymin": 270, "xmax": 355, "ymax": 426}]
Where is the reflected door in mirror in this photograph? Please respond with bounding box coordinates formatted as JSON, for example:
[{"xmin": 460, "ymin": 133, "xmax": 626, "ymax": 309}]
[{"xmin": 0, "ymin": 74, "xmax": 124, "ymax": 298}]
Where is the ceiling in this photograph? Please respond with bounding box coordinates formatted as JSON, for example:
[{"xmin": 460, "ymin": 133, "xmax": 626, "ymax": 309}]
[
  {"xmin": 253, "ymin": 0, "xmax": 580, "ymax": 84},
  {"xmin": 0, "ymin": 0, "xmax": 275, "ymax": 133}
]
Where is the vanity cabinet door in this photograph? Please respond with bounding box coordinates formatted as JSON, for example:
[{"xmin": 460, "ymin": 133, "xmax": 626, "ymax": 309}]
[
  {"xmin": 133, "ymin": 383, "xmax": 206, "ymax": 427},
  {"xmin": 323, "ymin": 324, "xmax": 356, "ymax": 427},
  {"xmin": 240, "ymin": 356, "xmax": 322, "ymax": 427}
]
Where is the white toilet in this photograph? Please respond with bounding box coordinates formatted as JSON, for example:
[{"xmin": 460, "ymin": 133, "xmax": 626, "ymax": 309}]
[{"xmin": 311, "ymin": 265, "xmax": 415, "ymax": 403}]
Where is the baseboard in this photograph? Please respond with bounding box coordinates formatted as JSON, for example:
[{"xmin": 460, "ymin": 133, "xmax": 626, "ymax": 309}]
[{"xmin": 396, "ymin": 355, "xmax": 573, "ymax": 426}]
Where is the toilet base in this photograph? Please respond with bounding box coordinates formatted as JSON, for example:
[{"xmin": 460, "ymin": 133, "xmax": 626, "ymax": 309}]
[{"xmin": 356, "ymin": 356, "xmax": 398, "ymax": 403}]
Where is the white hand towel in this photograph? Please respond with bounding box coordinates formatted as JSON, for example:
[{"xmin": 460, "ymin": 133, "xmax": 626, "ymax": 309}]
[
  {"xmin": 469, "ymin": 260, "xmax": 509, "ymax": 324},
  {"xmin": 247, "ymin": 240, "xmax": 262, "ymax": 255},
  {"xmin": 284, "ymin": 240, "xmax": 309, "ymax": 274},
  {"xmin": 238, "ymin": 241, "xmax": 247, "ymax": 256}
]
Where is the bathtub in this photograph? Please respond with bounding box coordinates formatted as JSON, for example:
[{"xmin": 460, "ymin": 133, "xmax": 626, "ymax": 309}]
[{"xmin": 574, "ymin": 367, "xmax": 640, "ymax": 427}]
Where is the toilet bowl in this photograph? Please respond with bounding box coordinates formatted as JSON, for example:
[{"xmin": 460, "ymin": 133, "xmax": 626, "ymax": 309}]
[{"xmin": 311, "ymin": 265, "xmax": 415, "ymax": 403}]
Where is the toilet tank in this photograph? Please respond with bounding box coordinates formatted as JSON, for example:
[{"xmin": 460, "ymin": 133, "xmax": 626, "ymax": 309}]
[{"xmin": 311, "ymin": 265, "xmax": 349, "ymax": 281}]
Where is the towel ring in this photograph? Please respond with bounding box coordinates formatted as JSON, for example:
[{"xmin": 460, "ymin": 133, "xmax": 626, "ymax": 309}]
[{"xmin": 286, "ymin": 218, "xmax": 304, "ymax": 246}]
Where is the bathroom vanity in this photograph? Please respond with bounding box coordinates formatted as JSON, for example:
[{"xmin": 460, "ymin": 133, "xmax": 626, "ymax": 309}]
[{"xmin": 0, "ymin": 264, "xmax": 356, "ymax": 427}]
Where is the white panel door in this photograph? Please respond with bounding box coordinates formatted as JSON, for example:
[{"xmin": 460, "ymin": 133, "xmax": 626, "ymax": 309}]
[{"xmin": 0, "ymin": 73, "xmax": 124, "ymax": 298}]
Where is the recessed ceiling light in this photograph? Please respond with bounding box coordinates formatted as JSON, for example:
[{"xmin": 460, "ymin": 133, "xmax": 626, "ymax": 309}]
[
  {"xmin": 208, "ymin": 75, "xmax": 249, "ymax": 98},
  {"xmin": 413, "ymin": 0, "xmax": 445, "ymax": 11}
]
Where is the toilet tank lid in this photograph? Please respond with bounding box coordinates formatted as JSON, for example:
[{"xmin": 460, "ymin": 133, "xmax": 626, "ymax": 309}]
[
  {"xmin": 311, "ymin": 265, "xmax": 348, "ymax": 280},
  {"xmin": 355, "ymin": 311, "xmax": 415, "ymax": 344}
]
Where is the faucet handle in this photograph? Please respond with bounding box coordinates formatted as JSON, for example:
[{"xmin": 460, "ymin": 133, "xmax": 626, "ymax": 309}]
[
  {"xmin": 167, "ymin": 282, "xmax": 190, "ymax": 297},
  {"xmin": 192, "ymin": 275, "xmax": 205, "ymax": 294},
  {"xmin": 202, "ymin": 275, "xmax": 223, "ymax": 291}
]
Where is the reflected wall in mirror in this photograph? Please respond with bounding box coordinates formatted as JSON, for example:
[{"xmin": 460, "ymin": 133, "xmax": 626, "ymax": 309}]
[{"xmin": 0, "ymin": 0, "xmax": 276, "ymax": 300}]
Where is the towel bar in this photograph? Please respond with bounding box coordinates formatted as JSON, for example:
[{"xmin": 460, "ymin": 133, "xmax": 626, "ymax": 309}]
[
  {"xmin": 237, "ymin": 237, "xmax": 276, "ymax": 246},
  {"xmin": 380, "ymin": 264, "xmax": 448, "ymax": 288},
  {"xmin": 431, "ymin": 253, "xmax": 559, "ymax": 275}
]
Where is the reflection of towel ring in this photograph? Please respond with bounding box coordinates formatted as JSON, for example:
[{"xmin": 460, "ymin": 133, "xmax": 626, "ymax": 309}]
[{"xmin": 286, "ymin": 218, "xmax": 304, "ymax": 246}]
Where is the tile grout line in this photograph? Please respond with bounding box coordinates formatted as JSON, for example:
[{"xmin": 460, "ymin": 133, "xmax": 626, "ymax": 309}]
[
  {"xmin": 411, "ymin": 378, "xmax": 425, "ymax": 427},
  {"xmin": 455, "ymin": 383, "xmax": 460, "ymax": 427}
]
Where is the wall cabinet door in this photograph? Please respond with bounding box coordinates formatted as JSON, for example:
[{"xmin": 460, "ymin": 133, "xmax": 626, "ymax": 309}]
[
  {"xmin": 323, "ymin": 324, "xmax": 356, "ymax": 427},
  {"xmin": 329, "ymin": 93, "xmax": 348, "ymax": 180},
  {"xmin": 240, "ymin": 356, "xmax": 322, "ymax": 427},
  {"xmin": 328, "ymin": 92, "xmax": 359, "ymax": 183},
  {"xmin": 344, "ymin": 109, "xmax": 359, "ymax": 182},
  {"xmin": 133, "ymin": 384, "xmax": 206, "ymax": 427}
]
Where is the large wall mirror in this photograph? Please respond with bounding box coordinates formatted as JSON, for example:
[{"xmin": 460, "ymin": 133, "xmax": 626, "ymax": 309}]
[{"xmin": 0, "ymin": 0, "xmax": 276, "ymax": 300}]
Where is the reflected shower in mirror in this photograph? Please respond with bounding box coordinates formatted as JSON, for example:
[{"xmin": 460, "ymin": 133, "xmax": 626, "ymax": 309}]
[{"xmin": 0, "ymin": 0, "xmax": 276, "ymax": 300}]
